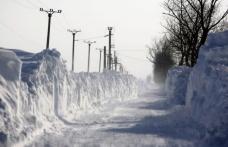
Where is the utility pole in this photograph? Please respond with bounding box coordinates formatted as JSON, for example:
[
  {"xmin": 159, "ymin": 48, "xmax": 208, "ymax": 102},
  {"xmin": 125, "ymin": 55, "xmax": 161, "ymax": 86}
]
[
  {"xmin": 103, "ymin": 46, "xmax": 106, "ymax": 71},
  {"xmin": 67, "ymin": 29, "xmax": 81, "ymax": 72},
  {"xmin": 84, "ymin": 41, "xmax": 96, "ymax": 72},
  {"xmin": 40, "ymin": 8, "xmax": 62, "ymax": 49},
  {"xmin": 119, "ymin": 63, "xmax": 124, "ymax": 73},
  {"xmin": 116, "ymin": 61, "xmax": 122, "ymax": 72},
  {"xmin": 114, "ymin": 51, "xmax": 117, "ymax": 71},
  {"xmin": 108, "ymin": 27, "xmax": 113, "ymax": 70},
  {"xmin": 96, "ymin": 48, "xmax": 103, "ymax": 72},
  {"xmin": 110, "ymin": 55, "xmax": 113, "ymax": 70},
  {"xmin": 106, "ymin": 54, "xmax": 109, "ymax": 70},
  {"xmin": 111, "ymin": 51, "xmax": 115, "ymax": 70}
]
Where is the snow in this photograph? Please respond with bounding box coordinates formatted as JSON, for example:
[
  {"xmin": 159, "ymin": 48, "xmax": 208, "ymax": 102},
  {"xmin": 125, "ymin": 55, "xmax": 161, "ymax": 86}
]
[
  {"xmin": 0, "ymin": 48, "xmax": 138, "ymax": 146},
  {"xmin": 202, "ymin": 30, "xmax": 228, "ymax": 49},
  {"xmin": 26, "ymin": 86, "xmax": 203, "ymax": 147},
  {"xmin": 165, "ymin": 30, "xmax": 228, "ymax": 147},
  {"xmin": 0, "ymin": 49, "xmax": 22, "ymax": 81},
  {"xmin": 186, "ymin": 30, "xmax": 228, "ymax": 146},
  {"xmin": 165, "ymin": 66, "xmax": 191, "ymax": 105},
  {"xmin": 1, "ymin": 29, "xmax": 228, "ymax": 146}
]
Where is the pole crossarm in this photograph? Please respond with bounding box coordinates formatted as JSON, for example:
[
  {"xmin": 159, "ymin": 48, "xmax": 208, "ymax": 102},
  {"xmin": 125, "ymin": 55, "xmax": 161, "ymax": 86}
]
[
  {"xmin": 84, "ymin": 40, "xmax": 96, "ymax": 45},
  {"xmin": 96, "ymin": 48, "xmax": 103, "ymax": 51},
  {"xmin": 67, "ymin": 29, "xmax": 81, "ymax": 35},
  {"xmin": 40, "ymin": 8, "xmax": 62, "ymax": 15},
  {"xmin": 39, "ymin": 8, "xmax": 62, "ymax": 49}
]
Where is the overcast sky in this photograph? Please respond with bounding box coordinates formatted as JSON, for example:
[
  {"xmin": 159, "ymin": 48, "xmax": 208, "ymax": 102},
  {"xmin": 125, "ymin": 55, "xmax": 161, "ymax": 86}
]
[{"xmin": 0, "ymin": 0, "xmax": 227, "ymax": 79}]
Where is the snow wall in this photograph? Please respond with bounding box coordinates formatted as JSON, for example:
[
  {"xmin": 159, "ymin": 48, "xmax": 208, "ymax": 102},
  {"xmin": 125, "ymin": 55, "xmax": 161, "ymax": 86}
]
[
  {"xmin": 165, "ymin": 30, "xmax": 228, "ymax": 146},
  {"xmin": 0, "ymin": 48, "xmax": 138, "ymax": 146},
  {"xmin": 165, "ymin": 66, "xmax": 191, "ymax": 104}
]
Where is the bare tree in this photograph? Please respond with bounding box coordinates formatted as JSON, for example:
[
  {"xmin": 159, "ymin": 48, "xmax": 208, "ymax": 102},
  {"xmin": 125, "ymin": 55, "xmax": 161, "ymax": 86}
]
[
  {"xmin": 213, "ymin": 17, "xmax": 228, "ymax": 32},
  {"xmin": 163, "ymin": 0, "xmax": 228, "ymax": 66}
]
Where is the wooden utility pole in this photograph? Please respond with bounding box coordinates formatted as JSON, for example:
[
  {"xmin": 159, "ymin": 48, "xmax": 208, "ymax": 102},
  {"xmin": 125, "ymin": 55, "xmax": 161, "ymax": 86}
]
[
  {"xmin": 108, "ymin": 27, "xmax": 113, "ymax": 70},
  {"xmin": 67, "ymin": 29, "xmax": 81, "ymax": 72},
  {"xmin": 111, "ymin": 55, "xmax": 113, "ymax": 70},
  {"xmin": 96, "ymin": 48, "xmax": 103, "ymax": 72},
  {"xmin": 40, "ymin": 8, "xmax": 62, "ymax": 49},
  {"xmin": 84, "ymin": 41, "xmax": 96, "ymax": 72},
  {"xmin": 103, "ymin": 46, "xmax": 107, "ymax": 71},
  {"xmin": 114, "ymin": 51, "xmax": 117, "ymax": 71}
]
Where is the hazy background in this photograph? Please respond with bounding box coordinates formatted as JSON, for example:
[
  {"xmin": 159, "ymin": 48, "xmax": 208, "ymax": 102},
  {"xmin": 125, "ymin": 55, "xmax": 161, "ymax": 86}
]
[{"xmin": 0, "ymin": 0, "xmax": 227, "ymax": 79}]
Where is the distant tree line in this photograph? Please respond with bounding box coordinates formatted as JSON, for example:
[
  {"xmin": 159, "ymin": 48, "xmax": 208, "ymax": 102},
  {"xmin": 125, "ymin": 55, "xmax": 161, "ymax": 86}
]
[
  {"xmin": 147, "ymin": 36, "xmax": 175, "ymax": 83},
  {"xmin": 148, "ymin": 0, "xmax": 228, "ymax": 84}
]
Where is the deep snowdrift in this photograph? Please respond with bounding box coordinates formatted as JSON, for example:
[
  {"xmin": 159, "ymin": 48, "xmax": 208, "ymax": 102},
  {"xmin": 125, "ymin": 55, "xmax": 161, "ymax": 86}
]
[
  {"xmin": 165, "ymin": 30, "xmax": 228, "ymax": 146},
  {"xmin": 186, "ymin": 31, "xmax": 228, "ymax": 147},
  {"xmin": 0, "ymin": 49, "xmax": 22, "ymax": 81},
  {"xmin": 0, "ymin": 48, "xmax": 138, "ymax": 146},
  {"xmin": 165, "ymin": 66, "xmax": 191, "ymax": 105}
]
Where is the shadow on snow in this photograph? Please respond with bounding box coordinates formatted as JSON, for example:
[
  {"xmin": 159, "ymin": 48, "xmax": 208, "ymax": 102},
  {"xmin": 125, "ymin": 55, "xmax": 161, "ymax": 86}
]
[
  {"xmin": 138, "ymin": 99, "xmax": 174, "ymax": 110},
  {"xmin": 105, "ymin": 96, "xmax": 205, "ymax": 142}
]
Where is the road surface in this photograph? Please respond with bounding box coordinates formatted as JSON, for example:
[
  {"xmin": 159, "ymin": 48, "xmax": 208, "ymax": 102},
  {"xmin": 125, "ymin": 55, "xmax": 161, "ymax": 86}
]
[{"xmin": 26, "ymin": 86, "xmax": 203, "ymax": 147}]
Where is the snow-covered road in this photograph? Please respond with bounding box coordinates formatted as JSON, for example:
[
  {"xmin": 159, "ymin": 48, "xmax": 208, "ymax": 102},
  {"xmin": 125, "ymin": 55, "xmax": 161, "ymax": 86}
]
[{"xmin": 26, "ymin": 86, "xmax": 203, "ymax": 147}]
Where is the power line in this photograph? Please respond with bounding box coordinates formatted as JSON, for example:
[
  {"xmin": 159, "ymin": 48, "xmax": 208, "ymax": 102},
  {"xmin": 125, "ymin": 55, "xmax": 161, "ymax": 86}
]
[
  {"xmin": 52, "ymin": 22, "xmax": 66, "ymax": 33},
  {"xmin": 115, "ymin": 49, "xmax": 147, "ymax": 52},
  {"xmin": 0, "ymin": 21, "xmax": 42, "ymax": 47},
  {"xmin": 54, "ymin": 16, "xmax": 69, "ymax": 32},
  {"xmin": 36, "ymin": 0, "xmax": 49, "ymax": 8},
  {"xmin": 26, "ymin": 0, "xmax": 41, "ymax": 9},
  {"xmin": 9, "ymin": 0, "xmax": 34, "ymax": 10},
  {"xmin": 118, "ymin": 53, "xmax": 149, "ymax": 63},
  {"xmin": 33, "ymin": 0, "xmax": 70, "ymax": 43},
  {"xmin": 78, "ymin": 35, "xmax": 106, "ymax": 41},
  {"xmin": 61, "ymin": 14, "xmax": 71, "ymax": 28}
]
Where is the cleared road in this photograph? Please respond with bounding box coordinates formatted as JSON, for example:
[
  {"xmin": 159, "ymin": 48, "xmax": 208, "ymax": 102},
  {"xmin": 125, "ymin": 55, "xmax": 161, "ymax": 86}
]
[{"xmin": 27, "ymin": 87, "xmax": 202, "ymax": 147}]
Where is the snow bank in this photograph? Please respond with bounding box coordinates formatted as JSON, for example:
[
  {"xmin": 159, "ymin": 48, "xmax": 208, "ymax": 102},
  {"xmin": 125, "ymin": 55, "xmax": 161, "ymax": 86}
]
[
  {"xmin": 0, "ymin": 49, "xmax": 23, "ymax": 146},
  {"xmin": 165, "ymin": 30, "xmax": 228, "ymax": 146},
  {"xmin": 0, "ymin": 49, "xmax": 22, "ymax": 81},
  {"xmin": 186, "ymin": 31, "xmax": 228, "ymax": 146},
  {"xmin": 56, "ymin": 71, "xmax": 138, "ymax": 120},
  {"xmin": 165, "ymin": 66, "xmax": 191, "ymax": 104},
  {"xmin": 0, "ymin": 48, "xmax": 138, "ymax": 146}
]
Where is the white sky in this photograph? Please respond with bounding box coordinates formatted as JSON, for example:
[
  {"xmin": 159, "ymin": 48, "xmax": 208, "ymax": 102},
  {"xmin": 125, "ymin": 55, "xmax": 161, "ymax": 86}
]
[{"xmin": 0, "ymin": 0, "xmax": 227, "ymax": 79}]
